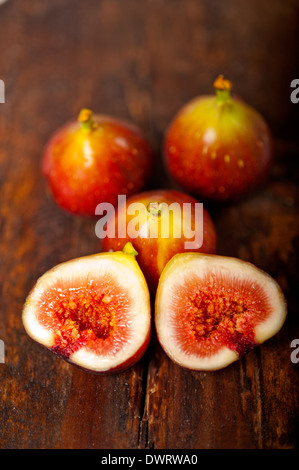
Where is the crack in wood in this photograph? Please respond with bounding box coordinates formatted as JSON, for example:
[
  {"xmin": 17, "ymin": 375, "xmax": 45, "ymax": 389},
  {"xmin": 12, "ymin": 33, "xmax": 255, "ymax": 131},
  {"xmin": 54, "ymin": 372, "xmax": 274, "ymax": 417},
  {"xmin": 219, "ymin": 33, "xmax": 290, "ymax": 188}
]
[{"xmin": 137, "ymin": 351, "xmax": 151, "ymax": 449}]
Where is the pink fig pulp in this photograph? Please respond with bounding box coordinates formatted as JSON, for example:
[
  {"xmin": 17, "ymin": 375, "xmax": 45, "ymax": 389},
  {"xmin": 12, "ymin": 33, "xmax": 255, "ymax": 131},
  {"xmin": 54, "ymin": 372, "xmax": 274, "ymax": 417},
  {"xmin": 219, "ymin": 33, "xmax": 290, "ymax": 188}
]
[{"xmin": 155, "ymin": 252, "xmax": 287, "ymax": 371}]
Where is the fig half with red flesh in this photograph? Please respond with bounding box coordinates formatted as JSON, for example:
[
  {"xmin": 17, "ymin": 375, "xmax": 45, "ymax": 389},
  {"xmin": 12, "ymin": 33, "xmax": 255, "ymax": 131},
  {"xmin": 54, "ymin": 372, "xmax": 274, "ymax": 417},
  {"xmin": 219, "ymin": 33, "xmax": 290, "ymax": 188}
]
[
  {"xmin": 155, "ymin": 253, "xmax": 287, "ymax": 371},
  {"xmin": 22, "ymin": 243, "xmax": 151, "ymax": 374}
]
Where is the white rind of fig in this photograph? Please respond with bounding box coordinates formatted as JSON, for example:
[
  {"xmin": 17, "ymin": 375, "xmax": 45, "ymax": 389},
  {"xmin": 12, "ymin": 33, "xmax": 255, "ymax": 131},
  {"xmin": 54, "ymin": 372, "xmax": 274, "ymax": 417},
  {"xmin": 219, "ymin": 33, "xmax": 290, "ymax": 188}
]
[
  {"xmin": 22, "ymin": 247, "xmax": 151, "ymax": 374},
  {"xmin": 155, "ymin": 253, "xmax": 287, "ymax": 371}
]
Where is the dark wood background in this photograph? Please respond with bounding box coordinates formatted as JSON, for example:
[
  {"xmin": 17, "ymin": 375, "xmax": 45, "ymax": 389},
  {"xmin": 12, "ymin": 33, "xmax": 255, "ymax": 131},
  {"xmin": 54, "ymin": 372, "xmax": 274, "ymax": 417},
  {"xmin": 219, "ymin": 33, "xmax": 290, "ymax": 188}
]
[{"xmin": 0, "ymin": 0, "xmax": 298, "ymax": 450}]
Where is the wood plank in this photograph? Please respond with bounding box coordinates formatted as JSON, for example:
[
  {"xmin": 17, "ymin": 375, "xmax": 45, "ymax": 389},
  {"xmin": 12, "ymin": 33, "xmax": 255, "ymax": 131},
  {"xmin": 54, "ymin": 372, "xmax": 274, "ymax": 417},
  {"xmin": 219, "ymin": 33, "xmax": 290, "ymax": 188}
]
[{"xmin": 0, "ymin": 0, "xmax": 298, "ymax": 450}]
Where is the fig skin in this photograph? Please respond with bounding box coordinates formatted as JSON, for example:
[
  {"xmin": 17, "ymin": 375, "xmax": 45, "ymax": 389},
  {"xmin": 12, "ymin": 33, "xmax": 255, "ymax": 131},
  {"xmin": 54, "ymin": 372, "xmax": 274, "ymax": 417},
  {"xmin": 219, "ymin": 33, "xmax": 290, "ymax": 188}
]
[
  {"xmin": 101, "ymin": 189, "xmax": 217, "ymax": 294},
  {"xmin": 163, "ymin": 76, "xmax": 274, "ymax": 202},
  {"xmin": 42, "ymin": 109, "xmax": 154, "ymax": 216},
  {"xmin": 22, "ymin": 243, "xmax": 151, "ymax": 374},
  {"xmin": 155, "ymin": 252, "xmax": 287, "ymax": 371}
]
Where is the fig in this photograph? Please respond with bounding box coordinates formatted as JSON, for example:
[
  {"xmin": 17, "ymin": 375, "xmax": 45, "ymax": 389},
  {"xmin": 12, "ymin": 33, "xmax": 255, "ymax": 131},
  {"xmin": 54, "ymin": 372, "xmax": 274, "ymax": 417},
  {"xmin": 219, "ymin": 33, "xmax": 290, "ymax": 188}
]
[
  {"xmin": 163, "ymin": 75, "xmax": 273, "ymax": 201},
  {"xmin": 155, "ymin": 253, "xmax": 287, "ymax": 371},
  {"xmin": 22, "ymin": 243, "xmax": 151, "ymax": 374},
  {"xmin": 42, "ymin": 109, "xmax": 154, "ymax": 216},
  {"xmin": 100, "ymin": 189, "xmax": 217, "ymax": 294}
]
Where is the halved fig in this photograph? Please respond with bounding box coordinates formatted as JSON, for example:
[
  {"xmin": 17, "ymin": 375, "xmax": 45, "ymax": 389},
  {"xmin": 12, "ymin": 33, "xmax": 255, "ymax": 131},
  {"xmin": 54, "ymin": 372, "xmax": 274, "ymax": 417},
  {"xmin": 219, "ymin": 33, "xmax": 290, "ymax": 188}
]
[
  {"xmin": 22, "ymin": 243, "xmax": 151, "ymax": 374},
  {"xmin": 155, "ymin": 253, "xmax": 287, "ymax": 371}
]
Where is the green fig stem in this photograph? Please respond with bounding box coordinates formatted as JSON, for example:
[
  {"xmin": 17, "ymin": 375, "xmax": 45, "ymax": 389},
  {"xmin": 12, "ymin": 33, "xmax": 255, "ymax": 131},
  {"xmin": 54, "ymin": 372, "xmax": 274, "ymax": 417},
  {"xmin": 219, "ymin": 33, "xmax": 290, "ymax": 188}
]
[
  {"xmin": 147, "ymin": 201, "xmax": 163, "ymax": 217},
  {"xmin": 214, "ymin": 75, "xmax": 232, "ymax": 103},
  {"xmin": 122, "ymin": 242, "xmax": 138, "ymax": 257},
  {"xmin": 78, "ymin": 108, "xmax": 95, "ymax": 132}
]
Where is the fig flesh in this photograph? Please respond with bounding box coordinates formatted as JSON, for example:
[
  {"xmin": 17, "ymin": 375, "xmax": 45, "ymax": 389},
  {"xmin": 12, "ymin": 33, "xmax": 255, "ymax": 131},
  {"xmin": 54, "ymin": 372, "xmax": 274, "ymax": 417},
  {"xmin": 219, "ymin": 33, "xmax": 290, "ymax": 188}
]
[
  {"xmin": 155, "ymin": 253, "xmax": 287, "ymax": 371},
  {"xmin": 22, "ymin": 243, "xmax": 151, "ymax": 374}
]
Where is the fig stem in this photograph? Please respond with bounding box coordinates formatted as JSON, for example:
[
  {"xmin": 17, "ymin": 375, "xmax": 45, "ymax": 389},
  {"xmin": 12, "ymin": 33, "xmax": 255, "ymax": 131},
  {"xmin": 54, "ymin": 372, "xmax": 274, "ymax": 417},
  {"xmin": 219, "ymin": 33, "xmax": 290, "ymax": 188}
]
[
  {"xmin": 214, "ymin": 75, "xmax": 232, "ymax": 103},
  {"xmin": 78, "ymin": 108, "xmax": 95, "ymax": 132},
  {"xmin": 147, "ymin": 201, "xmax": 163, "ymax": 217},
  {"xmin": 122, "ymin": 242, "xmax": 138, "ymax": 257}
]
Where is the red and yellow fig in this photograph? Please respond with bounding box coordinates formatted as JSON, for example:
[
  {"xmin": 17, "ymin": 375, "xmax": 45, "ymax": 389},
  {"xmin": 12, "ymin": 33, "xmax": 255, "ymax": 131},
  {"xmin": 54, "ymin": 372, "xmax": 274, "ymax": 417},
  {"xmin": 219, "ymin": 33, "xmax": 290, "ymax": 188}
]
[
  {"xmin": 42, "ymin": 109, "xmax": 154, "ymax": 216},
  {"xmin": 164, "ymin": 76, "xmax": 273, "ymax": 201},
  {"xmin": 101, "ymin": 189, "xmax": 217, "ymax": 294}
]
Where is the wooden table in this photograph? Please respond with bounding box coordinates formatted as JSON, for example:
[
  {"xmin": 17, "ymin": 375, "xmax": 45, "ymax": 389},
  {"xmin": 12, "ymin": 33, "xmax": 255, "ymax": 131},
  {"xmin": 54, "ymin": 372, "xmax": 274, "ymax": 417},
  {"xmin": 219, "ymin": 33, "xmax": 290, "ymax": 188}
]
[{"xmin": 0, "ymin": 0, "xmax": 298, "ymax": 450}]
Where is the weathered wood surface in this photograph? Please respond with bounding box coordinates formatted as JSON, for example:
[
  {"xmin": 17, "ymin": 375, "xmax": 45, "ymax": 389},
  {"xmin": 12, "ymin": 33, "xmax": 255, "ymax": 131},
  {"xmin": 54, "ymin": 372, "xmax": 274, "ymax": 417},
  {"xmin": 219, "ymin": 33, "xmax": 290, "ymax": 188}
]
[{"xmin": 0, "ymin": 0, "xmax": 298, "ymax": 449}]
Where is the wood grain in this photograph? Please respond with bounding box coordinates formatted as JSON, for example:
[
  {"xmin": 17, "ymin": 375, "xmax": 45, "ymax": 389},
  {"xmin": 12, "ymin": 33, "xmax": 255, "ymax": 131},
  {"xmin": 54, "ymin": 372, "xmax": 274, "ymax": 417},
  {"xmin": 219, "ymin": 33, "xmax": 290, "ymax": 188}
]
[{"xmin": 0, "ymin": 0, "xmax": 298, "ymax": 449}]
